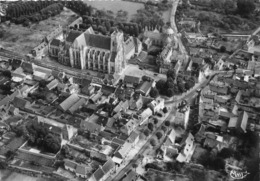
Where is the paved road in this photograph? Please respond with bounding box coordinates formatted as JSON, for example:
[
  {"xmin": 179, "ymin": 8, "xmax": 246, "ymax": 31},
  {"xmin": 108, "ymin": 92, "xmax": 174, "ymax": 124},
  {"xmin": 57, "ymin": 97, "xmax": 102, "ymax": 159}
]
[{"xmin": 111, "ymin": 104, "xmax": 177, "ymax": 181}]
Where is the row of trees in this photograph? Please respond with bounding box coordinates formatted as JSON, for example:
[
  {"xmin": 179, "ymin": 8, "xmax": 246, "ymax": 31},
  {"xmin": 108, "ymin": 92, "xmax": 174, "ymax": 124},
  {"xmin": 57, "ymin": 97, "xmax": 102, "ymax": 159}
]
[
  {"xmin": 74, "ymin": 16, "xmax": 142, "ymax": 37},
  {"xmin": 65, "ymin": 0, "xmax": 93, "ymax": 16},
  {"xmin": 9, "ymin": 3, "xmax": 64, "ymax": 26},
  {"xmin": 5, "ymin": 1, "xmax": 60, "ymax": 19},
  {"xmin": 149, "ymin": 120, "xmax": 170, "ymax": 147},
  {"xmin": 26, "ymin": 122, "xmax": 61, "ymax": 154}
]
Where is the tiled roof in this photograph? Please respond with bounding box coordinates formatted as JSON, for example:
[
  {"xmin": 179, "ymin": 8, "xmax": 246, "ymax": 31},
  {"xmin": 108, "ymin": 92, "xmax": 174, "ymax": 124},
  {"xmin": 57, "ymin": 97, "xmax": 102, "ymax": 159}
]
[
  {"xmin": 93, "ymin": 168, "xmax": 105, "ymax": 181},
  {"xmin": 75, "ymin": 164, "xmax": 89, "ymax": 175},
  {"xmin": 137, "ymin": 51, "xmax": 147, "ymax": 61},
  {"xmin": 84, "ymin": 33, "xmax": 111, "ymax": 50},
  {"xmin": 136, "ymin": 81, "xmax": 153, "ymax": 94},
  {"xmin": 101, "ymin": 85, "xmax": 116, "ymax": 96},
  {"xmin": 124, "ymin": 75, "xmax": 141, "ymax": 84},
  {"xmin": 122, "ymin": 170, "xmax": 138, "ymax": 181},
  {"xmin": 50, "ymin": 39, "xmax": 60, "ymax": 47},
  {"xmin": 12, "ymin": 97, "xmax": 29, "ymax": 109},
  {"xmin": 102, "ymin": 158, "xmax": 115, "ymax": 174},
  {"xmin": 66, "ymin": 30, "xmax": 82, "ymax": 43},
  {"xmin": 64, "ymin": 159, "xmax": 77, "ymax": 169},
  {"xmin": 128, "ymin": 131, "xmax": 139, "ymax": 143},
  {"xmin": 59, "ymin": 94, "xmax": 80, "ymax": 111},
  {"xmin": 21, "ymin": 62, "xmax": 33, "ymax": 73}
]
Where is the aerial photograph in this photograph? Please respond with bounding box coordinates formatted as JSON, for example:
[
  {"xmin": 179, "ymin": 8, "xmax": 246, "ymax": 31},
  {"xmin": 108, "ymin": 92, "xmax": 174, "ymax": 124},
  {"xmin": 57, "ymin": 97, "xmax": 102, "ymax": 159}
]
[{"xmin": 0, "ymin": 0, "xmax": 259, "ymax": 181}]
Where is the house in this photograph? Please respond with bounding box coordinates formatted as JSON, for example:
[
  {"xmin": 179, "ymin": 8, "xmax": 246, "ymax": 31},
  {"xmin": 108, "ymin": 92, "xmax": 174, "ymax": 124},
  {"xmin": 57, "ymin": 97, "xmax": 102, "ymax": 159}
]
[
  {"xmin": 228, "ymin": 111, "xmax": 249, "ymax": 133},
  {"xmin": 129, "ymin": 96, "xmax": 143, "ymax": 110},
  {"xmin": 8, "ymin": 105, "xmax": 19, "ymax": 116},
  {"xmin": 124, "ymin": 87, "xmax": 134, "ymax": 100},
  {"xmin": 139, "ymin": 108, "xmax": 153, "ymax": 125},
  {"xmin": 124, "ymin": 75, "xmax": 141, "ymax": 87},
  {"xmin": 120, "ymin": 119, "xmax": 137, "ymax": 136},
  {"xmin": 147, "ymin": 97, "xmax": 165, "ymax": 114},
  {"xmin": 113, "ymin": 100, "xmax": 129, "ymax": 114},
  {"xmin": 89, "ymin": 92, "xmax": 103, "ymax": 104},
  {"xmin": 135, "ymin": 81, "xmax": 153, "ymax": 96},
  {"xmin": 21, "ymin": 62, "xmax": 33, "ymax": 74},
  {"xmin": 112, "ymin": 141, "xmax": 132, "ymax": 164},
  {"xmin": 11, "ymin": 67, "xmax": 26, "ymax": 82},
  {"xmin": 68, "ymin": 98, "xmax": 86, "ymax": 114},
  {"xmin": 75, "ymin": 164, "xmax": 91, "ymax": 178},
  {"xmin": 174, "ymin": 106, "xmax": 190, "ymax": 129},
  {"xmin": 12, "ymin": 97, "xmax": 30, "ymax": 110},
  {"xmin": 163, "ymin": 129, "xmax": 177, "ymax": 161},
  {"xmin": 59, "ymin": 94, "xmax": 80, "ymax": 112},
  {"xmin": 46, "ymin": 79, "xmax": 59, "ymax": 90},
  {"xmin": 64, "ymin": 159, "xmax": 91, "ymax": 178},
  {"xmin": 62, "ymin": 124, "xmax": 76, "ymax": 140},
  {"xmin": 101, "ymin": 85, "xmax": 116, "ymax": 96},
  {"xmin": 64, "ymin": 159, "xmax": 77, "ymax": 172},
  {"xmin": 81, "ymin": 114, "xmax": 107, "ymax": 133},
  {"xmin": 19, "ymin": 85, "xmax": 31, "ymax": 98},
  {"xmin": 176, "ymin": 133, "xmax": 196, "ymax": 163},
  {"xmin": 33, "ymin": 67, "xmax": 52, "ymax": 81},
  {"xmin": 121, "ymin": 170, "xmax": 139, "ymax": 181},
  {"xmin": 81, "ymin": 85, "xmax": 95, "ymax": 96},
  {"xmin": 90, "ymin": 158, "xmax": 115, "ymax": 181},
  {"xmin": 127, "ymin": 131, "xmax": 139, "ymax": 147}
]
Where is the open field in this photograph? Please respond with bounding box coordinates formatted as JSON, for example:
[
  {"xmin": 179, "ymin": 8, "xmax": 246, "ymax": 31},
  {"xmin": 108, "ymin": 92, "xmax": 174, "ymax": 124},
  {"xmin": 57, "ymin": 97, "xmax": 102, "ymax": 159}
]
[
  {"xmin": 0, "ymin": 8, "xmax": 77, "ymax": 55},
  {"xmin": 0, "ymin": 170, "xmax": 50, "ymax": 181},
  {"xmin": 84, "ymin": 0, "xmax": 171, "ymax": 23}
]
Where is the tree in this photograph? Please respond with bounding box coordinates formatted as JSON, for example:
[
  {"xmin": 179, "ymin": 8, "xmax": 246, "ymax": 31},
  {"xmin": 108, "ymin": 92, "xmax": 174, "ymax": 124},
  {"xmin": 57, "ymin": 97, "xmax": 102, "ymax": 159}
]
[
  {"xmin": 237, "ymin": 0, "xmax": 256, "ymax": 16},
  {"xmin": 0, "ymin": 161, "xmax": 7, "ymax": 169},
  {"xmin": 165, "ymin": 120, "xmax": 170, "ymax": 127},
  {"xmin": 156, "ymin": 79, "xmax": 165, "ymax": 90},
  {"xmin": 162, "ymin": 107, "xmax": 168, "ymax": 113},
  {"xmin": 148, "ymin": 122, "xmax": 154, "ymax": 131},
  {"xmin": 219, "ymin": 46, "xmax": 226, "ymax": 53},
  {"xmin": 150, "ymin": 87, "xmax": 159, "ymax": 98},
  {"xmin": 153, "ymin": 118, "xmax": 158, "ymax": 125},
  {"xmin": 161, "ymin": 126, "xmax": 167, "ymax": 133},
  {"xmin": 150, "ymin": 138, "xmax": 156, "ymax": 146},
  {"xmin": 143, "ymin": 129, "xmax": 150, "ymax": 137},
  {"xmin": 218, "ymin": 148, "xmax": 233, "ymax": 159},
  {"xmin": 166, "ymin": 69, "xmax": 176, "ymax": 80},
  {"xmin": 166, "ymin": 88, "xmax": 174, "ymax": 97},
  {"xmin": 132, "ymin": 163, "xmax": 138, "ymax": 172},
  {"xmin": 2, "ymin": 70, "xmax": 11, "ymax": 78},
  {"xmin": 45, "ymin": 134, "xmax": 61, "ymax": 153},
  {"xmin": 156, "ymin": 131, "xmax": 163, "ymax": 140}
]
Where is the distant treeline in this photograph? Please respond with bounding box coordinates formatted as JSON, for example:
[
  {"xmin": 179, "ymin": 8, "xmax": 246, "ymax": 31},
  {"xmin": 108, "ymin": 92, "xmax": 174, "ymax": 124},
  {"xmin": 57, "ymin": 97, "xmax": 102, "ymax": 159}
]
[{"xmin": 4, "ymin": 1, "xmax": 64, "ymax": 26}]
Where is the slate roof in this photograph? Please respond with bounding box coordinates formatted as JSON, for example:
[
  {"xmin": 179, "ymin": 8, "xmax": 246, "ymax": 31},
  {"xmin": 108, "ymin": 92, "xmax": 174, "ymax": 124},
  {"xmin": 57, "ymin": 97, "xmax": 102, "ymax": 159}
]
[
  {"xmin": 84, "ymin": 33, "xmax": 111, "ymax": 50},
  {"xmin": 125, "ymin": 37, "xmax": 135, "ymax": 55},
  {"xmin": 66, "ymin": 30, "xmax": 82, "ymax": 43},
  {"xmin": 50, "ymin": 39, "xmax": 61, "ymax": 47}
]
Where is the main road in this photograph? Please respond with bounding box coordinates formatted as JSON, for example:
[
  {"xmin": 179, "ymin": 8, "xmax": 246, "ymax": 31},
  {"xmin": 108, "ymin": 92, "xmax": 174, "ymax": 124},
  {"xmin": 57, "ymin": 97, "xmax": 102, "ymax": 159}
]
[{"xmin": 111, "ymin": 103, "xmax": 177, "ymax": 181}]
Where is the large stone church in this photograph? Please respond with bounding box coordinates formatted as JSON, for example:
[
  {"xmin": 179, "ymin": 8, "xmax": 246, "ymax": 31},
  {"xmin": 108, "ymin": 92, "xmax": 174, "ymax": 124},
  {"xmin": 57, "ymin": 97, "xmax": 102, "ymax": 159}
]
[{"xmin": 49, "ymin": 27, "xmax": 126, "ymax": 74}]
